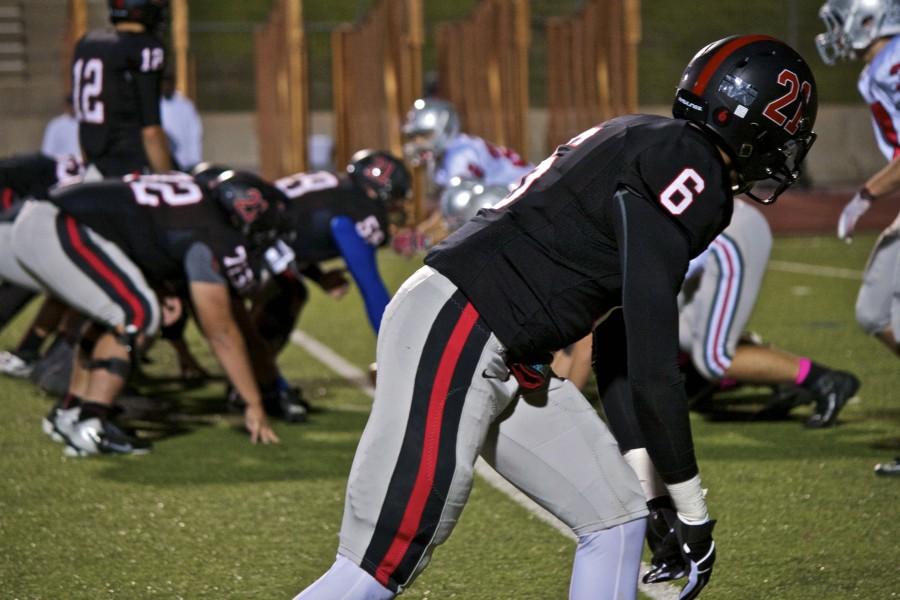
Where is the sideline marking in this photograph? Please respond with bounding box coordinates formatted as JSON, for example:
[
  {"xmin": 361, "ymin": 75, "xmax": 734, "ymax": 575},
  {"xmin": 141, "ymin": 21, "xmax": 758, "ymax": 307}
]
[
  {"xmin": 291, "ymin": 329, "xmax": 680, "ymax": 600},
  {"xmin": 768, "ymin": 260, "xmax": 863, "ymax": 281}
]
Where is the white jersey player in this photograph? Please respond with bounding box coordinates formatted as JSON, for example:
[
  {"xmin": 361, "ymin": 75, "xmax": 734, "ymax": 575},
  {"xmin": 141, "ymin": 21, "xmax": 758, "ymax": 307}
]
[
  {"xmin": 817, "ymin": 0, "xmax": 900, "ymax": 359},
  {"xmin": 402, "ymin": 97, "xmax": 533, "ymax": 192}
]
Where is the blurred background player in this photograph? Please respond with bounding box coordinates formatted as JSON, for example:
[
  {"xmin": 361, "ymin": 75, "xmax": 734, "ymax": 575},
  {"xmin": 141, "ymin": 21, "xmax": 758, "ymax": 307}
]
[
  {"xmin": 395, "ymin": 97, "xmax": 534, "ymax": 253},
  {"xmin": 41, "ymin": 96, "xmax": 81, "ymax": 159},
  {"xmin": 816, "ymin": 0, "xmax": 900, "ymax": 474},
  {"xmin": 0, "ymin": 153, "xmax": 84, "ymax": 380},
  {"xmin": 160, "ymin": 72, "xmax": 203, "ymax": 171},
  {"xmin": 12, "ymin": 171, "xmax": 284, "ymax": 455},
  {"xmin": 73, "ymin": 0, "xmax": 173, "ymax": 177},
  {"xmin": 676, "ymin": 199, "xmax": 860, "ymax": 427}
]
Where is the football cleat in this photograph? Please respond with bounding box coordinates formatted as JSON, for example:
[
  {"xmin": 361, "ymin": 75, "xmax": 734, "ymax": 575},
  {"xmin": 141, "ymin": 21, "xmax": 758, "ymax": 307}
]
[
  {"xmin": 263, "ymin": 386, "xmax": 309, "ymax": 423},
  {"xmin": 874, "ymin": 457, "xmax": 900, "ymax": 477},
  {"xmin": 41, "ymin": 404, "xmax": 81, "ymax": 445},
  {"xmin": 63, "ymin": 417, "xmax": 152, "ymax": 457},
  {"xmin": 805, "ymin": 370, "xmax": 860, "ymax": 428},
  {"xmin": 0, "ymin": 350, "xmax": 36, "ymax": 378}
]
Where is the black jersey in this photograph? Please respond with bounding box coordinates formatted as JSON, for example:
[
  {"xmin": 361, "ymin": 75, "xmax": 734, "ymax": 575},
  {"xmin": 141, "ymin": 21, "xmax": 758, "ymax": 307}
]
[
  {"xmin": 427, "ymin": 115, "xmax": 732, "ymax": 361},
  {"xmin": 274, "ymin": 171, "xmax": 390, "ymax": 263},
  {"xmin": 49, "ymin": 174, "xmax": 257, "ymax": 295},
  {"xmin": 0, "ymin": 153, "xmax": 84, "ymax": 201},
  {"xmin": 72, "ymin": 29, "xmax": 165, "ymax": 176}
]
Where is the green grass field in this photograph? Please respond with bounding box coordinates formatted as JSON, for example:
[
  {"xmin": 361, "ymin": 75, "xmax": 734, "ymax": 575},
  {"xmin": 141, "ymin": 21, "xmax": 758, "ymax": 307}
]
[{"xmin": 1, "ymin": 233, "xmax": 898, "ymax": 599}]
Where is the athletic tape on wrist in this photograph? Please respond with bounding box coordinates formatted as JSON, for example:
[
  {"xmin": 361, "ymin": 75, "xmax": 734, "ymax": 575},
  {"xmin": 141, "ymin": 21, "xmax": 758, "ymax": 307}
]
[{"xmin": 667, "ymin": 474, "xmax": 709, "ymax": 524}]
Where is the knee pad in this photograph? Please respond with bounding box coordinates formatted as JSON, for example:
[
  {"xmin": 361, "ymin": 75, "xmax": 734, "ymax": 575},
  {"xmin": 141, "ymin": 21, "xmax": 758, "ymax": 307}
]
[{"xmin": 85, "ymin": 357, "xmax": 131, "ymax": 379}]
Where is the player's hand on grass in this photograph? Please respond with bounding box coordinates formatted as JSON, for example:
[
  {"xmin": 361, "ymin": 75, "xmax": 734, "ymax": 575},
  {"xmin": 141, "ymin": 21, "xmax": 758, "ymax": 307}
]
[
  {"xmin": 643, "ymin": 499, "xmax": 688, "ymax": 584},
  {"xmin": 245, "ymin": 404, "xmax": 280, "ymax": 445},
  {"xmin": 674, "ymin": 517, "xmax": 716, "ymax": 600},
  {"xmin": 837, "ymin": 189, "xmax": 872, "ymax": 242}
]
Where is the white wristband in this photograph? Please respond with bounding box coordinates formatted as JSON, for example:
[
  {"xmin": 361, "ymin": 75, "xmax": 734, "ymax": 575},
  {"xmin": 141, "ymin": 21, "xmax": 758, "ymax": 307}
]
[
  {"xmin": 667, "ymin": 474, "xmax": 709, "ymax": 524},
  {"xmin": 623, "ymin": 448, "xmax": 668, "ymax": 501}
]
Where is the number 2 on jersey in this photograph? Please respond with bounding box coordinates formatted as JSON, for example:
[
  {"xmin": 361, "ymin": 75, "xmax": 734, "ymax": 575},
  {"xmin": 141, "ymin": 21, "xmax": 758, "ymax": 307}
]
[{"xmin": 129, "ymin": 175, "xmax": 204, "ymax": 207}]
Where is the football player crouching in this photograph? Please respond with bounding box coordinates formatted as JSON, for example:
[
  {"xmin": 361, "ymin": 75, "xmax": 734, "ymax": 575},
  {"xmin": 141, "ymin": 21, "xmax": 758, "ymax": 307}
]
[
  {"xmin": 7, "ymin": 170, "xmax": 284, "ymax": 455},
  {"xmin": 211, "ymin": 151, "xmax": 412, "ymax": 404}
]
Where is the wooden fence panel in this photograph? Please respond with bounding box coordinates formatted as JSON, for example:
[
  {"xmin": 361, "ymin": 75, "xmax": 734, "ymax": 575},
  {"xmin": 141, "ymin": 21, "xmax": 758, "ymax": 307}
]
[
  {"xmin": 331, "ymin": 0, "xmax": 423, "ymax": 168},
  {"xmin": 546, "ymin": 0, "xmax": 641, "ymax": 148},
  {"xmin": 435, "ymin": 0, "xmax": 530, "ymax": 157},
  {"xmin": 255, "ymin": 0, "xmax": 309, "ymax": 180}
]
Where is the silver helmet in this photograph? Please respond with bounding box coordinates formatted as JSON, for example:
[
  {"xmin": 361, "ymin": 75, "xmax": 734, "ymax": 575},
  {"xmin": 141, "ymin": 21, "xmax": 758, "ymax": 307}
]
[
  {"xmin": 402, "ymin": 98, "xmax": 460, "ymax": 166},
  {"xmin": 439, "ymin": 177, "xmax": 507, "ymax": 232},
  {"xmin": 816, "ymin": 0, "xmax": 900, "ymax": 64}
]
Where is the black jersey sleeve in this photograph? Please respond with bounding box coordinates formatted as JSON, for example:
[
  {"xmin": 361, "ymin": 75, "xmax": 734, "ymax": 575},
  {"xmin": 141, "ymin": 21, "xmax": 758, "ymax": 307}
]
[
  {"xmin": 610, "ymin": 186, "xmax": 698, "ymax": 484},
  {"xmin": 625, "ymin": 127, "xmax": 731, "ymax": 256}
]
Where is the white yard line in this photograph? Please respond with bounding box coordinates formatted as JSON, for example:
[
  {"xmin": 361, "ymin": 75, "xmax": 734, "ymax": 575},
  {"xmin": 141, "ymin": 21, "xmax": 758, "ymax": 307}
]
[
  {"xmin": 768, "ymin": 260, "xmax": 863, "ymax": 281},
  {"xmin": 291, "ymin": 329, "xmax": 679, "ymax": 600}
]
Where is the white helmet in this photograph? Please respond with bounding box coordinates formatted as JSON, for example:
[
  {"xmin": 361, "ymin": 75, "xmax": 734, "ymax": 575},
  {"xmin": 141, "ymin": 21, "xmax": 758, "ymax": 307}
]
[
  {"xmin": 439, "ymin": 177, "xmax": 507, "ymax": 232},
  {"xmin": 402, "ymin": 98, "xmax": 460, "ymax": 166},
  {"xmin": 816, "ymin": 0, "xmax": 900, "ymax": 64}
]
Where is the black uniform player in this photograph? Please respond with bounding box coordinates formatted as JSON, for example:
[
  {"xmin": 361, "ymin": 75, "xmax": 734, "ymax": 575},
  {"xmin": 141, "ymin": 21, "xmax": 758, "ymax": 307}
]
[
  {"xmin": 72, "ymin": 0, "xmax": 172, "ymax": 176},
  {"xmin": 259, "ymin": 150, "xmax": 410, "ymax": 346},
  {"xmin": 15, "ymin": 172, "xmax": 283, "ymax": 455},
  {"xmin": 293, "ymin": 36, "xmax": 817, "ymax": 600},
  {"xmin": 0, "ymin": 153, "xmax": 85, "ymax": 376}
]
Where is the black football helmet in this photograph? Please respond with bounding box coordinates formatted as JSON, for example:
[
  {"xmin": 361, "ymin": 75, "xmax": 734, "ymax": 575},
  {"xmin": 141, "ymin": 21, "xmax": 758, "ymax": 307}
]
[
  {"xmin": 209, "ymin": 171, "xmax": 290, "ymax": 249},
  {"xmin": 673, "ymin": 35, "xmax": 818, "ymax": 204},
  {"xmin": 346, "ymin": 150, "xmax": 412, "ymax": 206},
  {"xmin": 108, "ymin": 0, "xmax": 169, "ymax": 29}
]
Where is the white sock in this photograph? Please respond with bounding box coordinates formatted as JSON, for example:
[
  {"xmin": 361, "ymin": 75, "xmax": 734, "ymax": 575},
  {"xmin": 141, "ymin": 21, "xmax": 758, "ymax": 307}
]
[
  {"xmin": 569, "ymin": 519, "xmax": 646, "ymax": 600},
  {"xmin": 294, "ymin": 554, "xmax": 395, "ymax": 600}
]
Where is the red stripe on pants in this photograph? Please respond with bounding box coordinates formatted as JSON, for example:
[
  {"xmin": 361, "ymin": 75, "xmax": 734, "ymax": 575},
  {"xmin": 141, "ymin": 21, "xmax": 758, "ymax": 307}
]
[
  {"xmin": 374, "ymin": 303, "xmax": 480, "ymax": 586},
  {"xmin": 65, "ymin": 217, "xmax": 146, "ymax": 329}
]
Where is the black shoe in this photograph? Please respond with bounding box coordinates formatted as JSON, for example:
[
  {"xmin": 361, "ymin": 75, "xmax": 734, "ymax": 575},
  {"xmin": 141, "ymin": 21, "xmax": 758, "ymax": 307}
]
[
  {"xmin": 263, "ymin": 386, "xmax": 309, "ymax": 423},
  {"xmin": 64, "ymin": 416, "xmax": 151, "ymax": 457},
  {"xmin": 874, "ymin": 457, "xmax": 900, "ymax": 477},
  {"xmin": 805, "ymin": 370, "xmax": 860, "ymax": 428}
]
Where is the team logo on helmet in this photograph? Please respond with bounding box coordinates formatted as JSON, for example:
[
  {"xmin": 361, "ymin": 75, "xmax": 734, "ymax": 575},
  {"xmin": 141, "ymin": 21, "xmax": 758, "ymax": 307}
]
[{"xmin": 232, "ymin": 188, "xmax": 269, "ymax": 225}]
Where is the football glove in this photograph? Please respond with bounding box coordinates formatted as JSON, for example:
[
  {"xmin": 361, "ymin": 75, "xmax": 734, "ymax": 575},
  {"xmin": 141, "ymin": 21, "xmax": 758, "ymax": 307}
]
[
  {"xmin": 507, "ymin": 362, "xmax": 552, "ymax": 392},
  {"xmin": 642, "ymin": 497, "xmax": 688, "ymax": 584},
  {"xmin": 837, "ymin": 189, "xmax": 873, "ymax": 242},
  {"xmin": 674, "ymin": 517, "xmax": 717, "ymax": 600},
  {"xmin": 391, "ymin": 228, "xmax": 429, "ymax": 257}
]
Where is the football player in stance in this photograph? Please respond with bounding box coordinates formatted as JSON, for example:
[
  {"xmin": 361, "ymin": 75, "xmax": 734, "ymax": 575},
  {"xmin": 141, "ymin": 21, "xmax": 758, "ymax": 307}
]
[
  {"xmin": 816, "ymin": 0, "xmax": 900, "ymax": 474},
  {"xmin": 0, "ymin": 153, "xmax": 84, "ymax": 379},
  {"xmin": 293, "ymin": 36, "xmax": 817, "ymax": 600},
  {"xmin": 581, "ymin": 199, "xmax": 861, "ymax": 428},
  {"xmin": 593, "ymin": 37, "xmax": 817, "ymax": 592},
  {"xmin": 8, "ymin": 171, "xmax": 283, "ymax": 455},
  {"xmin": 394, "ymin": 98, "xmax": 533, "ymax": 254},
  {"xmin": 675, "ymin": 199, "xmax": 860, "ymax": 427},
  {"xmin": 205, "ymin": 151, "xmax": 410, "ymax": 420},
  {"xmin": 73, "ymin": 0, "xmax": 172, "ymax": 177}
]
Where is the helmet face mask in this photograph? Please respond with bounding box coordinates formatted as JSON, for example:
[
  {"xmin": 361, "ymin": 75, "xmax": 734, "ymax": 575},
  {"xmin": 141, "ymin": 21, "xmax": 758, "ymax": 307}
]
[
  {"xmin": 346, "ymin": 150, "xmax": 411, "ymax": 220},
  {"xmin": 673, "ymin": 35, "xmax": 819, "ymax": 204},
  {"xmin": 816, "ymin": 0, "xmax": 900, "ymax": 65},
  {"xmin": 401, "ymin": 98, "xmax": 460, "ymax": 166}
]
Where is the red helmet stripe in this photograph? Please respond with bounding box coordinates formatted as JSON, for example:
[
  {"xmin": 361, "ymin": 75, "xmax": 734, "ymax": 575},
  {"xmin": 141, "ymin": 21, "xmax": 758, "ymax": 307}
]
[{"xmin": 692, "ymin": 34, "xmax": 777, "ymax": 95}]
